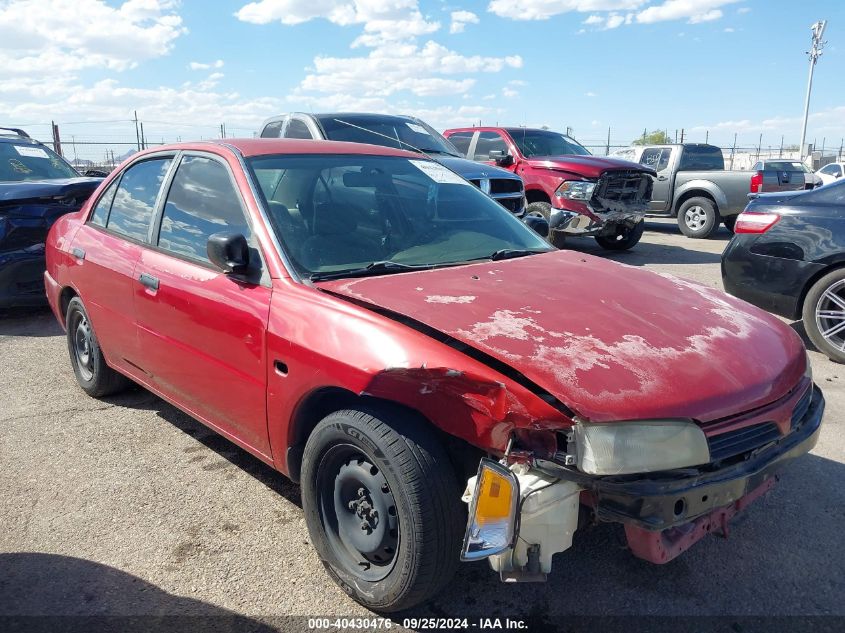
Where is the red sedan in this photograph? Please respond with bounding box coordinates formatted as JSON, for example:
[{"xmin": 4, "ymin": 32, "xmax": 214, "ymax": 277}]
[{"xmin": 45, "ymin": 139, "xmax": 824, "ymax": 611}]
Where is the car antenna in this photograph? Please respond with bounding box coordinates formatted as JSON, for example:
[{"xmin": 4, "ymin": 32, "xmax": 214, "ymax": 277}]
[{"xmin": 332, "ymin": 118, "xmax": 431, "ymax": 158}]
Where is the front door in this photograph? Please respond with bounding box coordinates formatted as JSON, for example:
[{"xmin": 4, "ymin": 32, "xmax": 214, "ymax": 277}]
[
  {"xmin": 639, "ymin": 147, "xmax": 674, "ymax": 212},
  {"xmin": 133, "ymin": 153, "xmax": 272, "ymax": 457}
]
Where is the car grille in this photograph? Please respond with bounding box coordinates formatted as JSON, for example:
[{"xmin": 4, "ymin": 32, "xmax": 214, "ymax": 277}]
[
  {"xmin": 791, "ymin": 386, "xmax": 812, "ymax": 429},
  {"xmin": 707, "ymin": 423, "xmax": 781, "ymax": 462},
  {"xmin": 705, "ymin": 384, "xmax": 812, "ymax": 463},
  {"xmin": 594, "ymin": 170, "xmax": 651, "ymax": 205},
  {"xmin": 468, "ymin": 178, "xmax": 524, "ymax": 215}
]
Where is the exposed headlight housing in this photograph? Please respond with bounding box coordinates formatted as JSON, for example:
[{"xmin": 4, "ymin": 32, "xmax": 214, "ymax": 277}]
[
  {"xmin": 555, "ymin": 180, "xmax": 596, "ymax": 200},
  {"xmin": 575, "ymin": 420, "xmax": 710, "ymax": 476}
]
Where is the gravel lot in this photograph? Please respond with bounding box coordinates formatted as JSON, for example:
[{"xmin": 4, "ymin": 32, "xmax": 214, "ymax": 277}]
[{"xmin": 1, "ymin": 218, "xmax": 843, "ymax": 630}]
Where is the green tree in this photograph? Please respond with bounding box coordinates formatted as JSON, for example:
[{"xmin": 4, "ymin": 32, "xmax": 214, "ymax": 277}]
[{"xmin": 633, "ymin": 129, "xmax": 672, "ymax": 145}]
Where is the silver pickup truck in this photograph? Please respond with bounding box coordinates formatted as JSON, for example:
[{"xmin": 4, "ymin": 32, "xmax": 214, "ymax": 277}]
[{"xmin": 612, "ymin": 144, "xmax": 754, "ymax": 238}]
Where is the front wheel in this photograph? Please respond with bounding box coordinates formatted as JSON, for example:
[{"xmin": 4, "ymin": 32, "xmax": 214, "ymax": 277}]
[
  {"xmin": 677, "ymin": 197, "xmax": 719, "ymax": 238},
  {"xmin": 595, "ymin": 221, "xmax": 645, "ymax": 251},
  {"xmin": 803, "ymin": 269, "xmax": 845, "ymax": 363},
  {"xmin": 301, "ymin": 407, "xmax": 462, "ymax": 612}
]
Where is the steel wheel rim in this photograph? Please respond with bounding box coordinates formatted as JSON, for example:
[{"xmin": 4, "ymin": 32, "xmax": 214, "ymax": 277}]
[
  {"xmin": 815, "ymin": 279, "xmax": 845, "ymax": 351},
  {"xmin": 316, "ymin": 444, "xmax": 400, "ymax": 582},
  {"xmin": 73, "ymin": 313, "xmax": 94, "ymax": 381},
  {"xmin": 684, "ymin": 206, "xmax": 707, "ymax": 230}
]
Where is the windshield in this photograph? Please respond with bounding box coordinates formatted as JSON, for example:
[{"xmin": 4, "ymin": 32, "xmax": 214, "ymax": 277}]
[
  {"xmin": 316, "ymin": 115, "xmax": 461, "ymax": 156},
  {"xmin": 248, "ymin": 154, "xmax": 551, "ymax": 279},
  {"xmin": 504, "ymin": 128, "xmax": 591, "ymax": 157},
  {"xmin": 0, "ymin": 142, "xmax": 78, "ymax": 181}
]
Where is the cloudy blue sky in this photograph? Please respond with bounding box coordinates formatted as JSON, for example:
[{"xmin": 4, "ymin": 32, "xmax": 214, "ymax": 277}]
[{"xmin": 1, "ymin": 0, "xmax": 843, "ymax": 156}]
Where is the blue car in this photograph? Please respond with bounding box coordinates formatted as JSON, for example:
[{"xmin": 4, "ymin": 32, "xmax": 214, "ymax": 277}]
[{"xmin": 0, "ymin": 128, "xmax": 103, "ymax": 307}]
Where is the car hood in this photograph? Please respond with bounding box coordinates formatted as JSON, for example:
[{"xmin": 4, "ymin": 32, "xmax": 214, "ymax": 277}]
[
  {"xmin": 316, "ymin": 251, "xmax": 805, "ymax": 424},
  {"xmin": 523, "ymin": 155, "xmax": 653, "ymax": 179},
  {"xmin": 434, "ymin": 155, "xmax": 521, "ymax": 181},
  {"xmin": 0, "ymin": 177, "xmax": 102, "ymax": 204}
]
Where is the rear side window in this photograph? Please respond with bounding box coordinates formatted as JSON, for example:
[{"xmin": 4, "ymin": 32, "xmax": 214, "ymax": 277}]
[
  {"xmin": 261, "ymin": 119, "xmax": 284, "ymax": 138},
  {"xmin": 473, "ymin": 132, "xmax": 508, "ymax": 161},
  {"xmin": 447, "ymin": 132, "xmax": 474, "ymax": 156},
  {"xmin": 88, "ymin": 178, "xmax": 119, "ymax": 226},
  {"xmin": 678, "ymin": 146, "xmax": 724, "ymax": 171},
  {"xmin": 157, "ymin": 155, "xmax": 252, "ymax": 264},
  {"xmin": 284, "ymin": 119, "xmax": 313, "ymax": 139},
  {"xmin": 106, "ymin": 158, "xmax": 172, "ymax": 241},
  {"xmin": 640, "ymin": 148, "xmax": 672, "ymax": 171}
]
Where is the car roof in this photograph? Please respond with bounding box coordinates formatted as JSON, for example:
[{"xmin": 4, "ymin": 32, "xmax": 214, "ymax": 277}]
[{"xmin": 132, "ymin": 138, "xmax": 421, "ymax": 160}]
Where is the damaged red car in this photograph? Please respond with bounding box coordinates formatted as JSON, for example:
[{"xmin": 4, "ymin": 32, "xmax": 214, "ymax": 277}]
[{"xmin": 45, "ymin": 139, "xmax": 824, "ymax": 612}]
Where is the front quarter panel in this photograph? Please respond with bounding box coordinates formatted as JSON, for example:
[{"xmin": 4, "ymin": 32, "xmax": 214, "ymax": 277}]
[{"xmin": 264, "ymin": 280, "xmax": 568, "ymax": 475}]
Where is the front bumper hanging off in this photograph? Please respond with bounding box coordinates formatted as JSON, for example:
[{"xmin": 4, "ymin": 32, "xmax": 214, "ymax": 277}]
[{"xmin": 462, "ymin": 386, "xmax": 824, "ymax": 577}]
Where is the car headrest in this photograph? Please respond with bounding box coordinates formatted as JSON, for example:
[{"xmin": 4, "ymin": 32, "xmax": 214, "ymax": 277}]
[{"xmin": 312, "ymin": 202, "xmax": 358, "ymax": 236}]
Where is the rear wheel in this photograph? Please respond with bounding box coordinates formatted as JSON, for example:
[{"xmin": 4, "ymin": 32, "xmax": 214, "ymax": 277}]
[
  {"xmin": 803, "ymin": 269, "xmax": 845, "ymax": 363},
  {"xmin": 65, "ymin": 297, "xmax": 129, "ymax": 397},
  {"xmin": 677, "ymin": 197, "xmax": 719, "ymax": 238},
  {"xmin": 595, "ymin": 221, "xmax": 645, "ymax": 251},
  {"xmin": 301, "ymin": 407, "xmax": 462, "ymax": 612},
  {"xmin": 526, "ymin": 201, "xmax": 566, "ymax": 248}
]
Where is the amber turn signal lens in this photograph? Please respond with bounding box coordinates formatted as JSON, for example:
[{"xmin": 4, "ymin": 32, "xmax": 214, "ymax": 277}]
[{"xmin": 461, "ymin": 459, "xmax": 519, "ymax": 561}]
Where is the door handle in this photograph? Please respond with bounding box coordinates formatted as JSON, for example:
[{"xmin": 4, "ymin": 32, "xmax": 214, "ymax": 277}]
[
  {"xmin": 71, "ymin": 247, "xmax": 85, "ymax": 260},
  {"xmin": 138, "ymin": 273, "xmax": 160, "ymax": 291},
  {"xmin": 657, "ymin": 176, "xmax": 668, "ymax": 181}
]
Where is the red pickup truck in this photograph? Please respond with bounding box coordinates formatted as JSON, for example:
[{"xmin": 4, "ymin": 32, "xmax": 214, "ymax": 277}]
[{"xmin": 444, "ymin": 126, "xmax": 654, "ymax": 250}]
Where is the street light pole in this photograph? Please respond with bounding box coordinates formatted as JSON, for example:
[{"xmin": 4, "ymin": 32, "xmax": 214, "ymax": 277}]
[{"xmin": 799, "ymin": 19, "xmax": 827, "ymax": 160}]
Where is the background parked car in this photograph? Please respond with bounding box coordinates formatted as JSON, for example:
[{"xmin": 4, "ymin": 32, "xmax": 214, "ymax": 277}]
[
  {"xmin": 816, "ymin": 162, "xmax": 845, "ymax": 186},
  {"xmin": 257, "ymin": 113, "xmax": 539, "ymax": 231},
  {"xmin": 750, "ymin": 159, "xmax": 821, "ymax": 192},
  {"xmin": 722, "ymin": 179, "xmax": 845, "ymax": 362},
  {"xmin": 0, "ymin": 127, "xmax": 102, "ymax": 307},
  {"xmin": 611, "ymin": 143, "xmax": 754, "ymax": 238},
  {"xmin": 443, "ymin": 126, "xmax": 654, "ymax": 251}
]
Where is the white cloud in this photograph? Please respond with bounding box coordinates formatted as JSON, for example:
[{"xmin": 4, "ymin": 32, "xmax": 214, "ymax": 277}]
[
  {"xmin": 295, "ymin": 41, "xmax": 521, "ymax": 98},
  {"xmin": 489, "ymin": 0, "xmax": 647, "ymax": 21},
  {"xmin": 723, "ymin": 26, "xmax": 734, "ymax": 32},
  {"xmin": 0, "ymin": 0, "xmax": 186, "ymax": 75},
  {"xmin": 585, "ymin": 91, "xmax": 597, "ymax": 97},
  {"xmin": 493, "ymin": 0, "xmax": 740, "ymax": 26},
  {"xmin": 188, "ymin": 59, "xmax": 224, "ymax": 70},
  {"xmin": 635, "ymin": 0, "xmax": 739, "ymax": 24},
  {"xmin": 688, "ymin": 106, "xmax": 845, "ymax": 143},
  {"xmin": 450, "ymin": 10, "xmax": 479, "ymax": 34},
  {"xmin": 502, "ymin": 87, "xmax": 518, "ymax": 98},
  {"xmin": 737, "ymin": 6, "xmax": 750, "ymax": 13}
]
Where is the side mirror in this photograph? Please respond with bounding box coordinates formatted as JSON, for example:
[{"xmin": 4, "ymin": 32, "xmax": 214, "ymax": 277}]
[
  {"xmin": 207, "ymin": 232, "xmax": 250, "ymax": 274},
  {"xmin": 489, "ymin": 150, "xmax": 513, "ymax": 167}
]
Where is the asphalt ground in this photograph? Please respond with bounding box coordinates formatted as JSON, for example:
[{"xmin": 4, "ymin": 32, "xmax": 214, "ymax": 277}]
[{"xmin": 1, "ymin": 218, "xmax": 843, "ymax": 632}]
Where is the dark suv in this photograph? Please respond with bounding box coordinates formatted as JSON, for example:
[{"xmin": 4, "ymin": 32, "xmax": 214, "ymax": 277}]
[{"xmin": 0, "ymin": 127, "xmax": 102, "ymax": 307}]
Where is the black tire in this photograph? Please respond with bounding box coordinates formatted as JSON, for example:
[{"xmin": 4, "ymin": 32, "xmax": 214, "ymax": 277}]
[
  {"xmin": 677, "ymin": 197, "xmax": 719, "ymax": 238},
  {"xmin": 802, "ymin": 269, "xmax": 845, "ymax": 364},
  {"xmin": 723, "ymin": 215, "xmax": 737, "ymax": 233},
  {"xmin": 301, "ymin": 406, "xmax": 462, "ymax": 612},
  {"xmin": 526, "ymin": 201, "xmax": 566, "ymax": 248},
  {"xmin": 595, "ymin": 220, "xmax": 645, "ymax": 251},
  {"xmin": 65, "ymin": 297, "xmax": 129, "ymax": 397}
]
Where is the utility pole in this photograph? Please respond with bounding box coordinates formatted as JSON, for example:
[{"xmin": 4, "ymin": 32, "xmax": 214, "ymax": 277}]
[
  {"xmin": 799, "ymin": 20, "xmax": 827, "ymax": 159},
  {"xmin": 51, "ymin": 121, "xmax": 62, "ymax": 157},
  {"xmin": 680, "ymin": 128, "xmax": 685, "ymax": 143},
  {"xmin": 605, "ymin": 126, "xmax": 611, "ymax": 156},
  {"xmin": 140, "ymin": 122, "xmax": 146, "ymax": 150},
  {"xmin": 755, "ymin": 133, "xmax": 762, "ymax": 162},
  {"xmin": 779, "ymin": 135, "xmax": 784, "ymax": 158},
  {"xmin": 134, "ymin": 110, "xmax": 141, "ymax": 151},
  {"xmin": 705, "ymin": 130, "xmax": 709, "ymax": 144}
]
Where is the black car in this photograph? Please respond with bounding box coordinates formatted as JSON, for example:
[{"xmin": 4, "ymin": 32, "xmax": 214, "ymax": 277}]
[
  {"xmin": 722, "ymin": 179, "xmax": 845, "ymax": 362},
  {"xmin": 0, "ymin": 127, "xmax": 103, "ymax": 308}
]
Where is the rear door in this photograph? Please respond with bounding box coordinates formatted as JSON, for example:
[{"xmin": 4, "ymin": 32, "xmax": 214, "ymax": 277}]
[
  {"xmin": 133, "ymin": 152, "xmax": 273, "ymax": 457},
  {"xmin": 639, "ymin": 147, "xmax": 674, "ymax": 212},
  {"xmin": 71, "ymin": 155, "xmax": 174, "ymax": 369}
]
